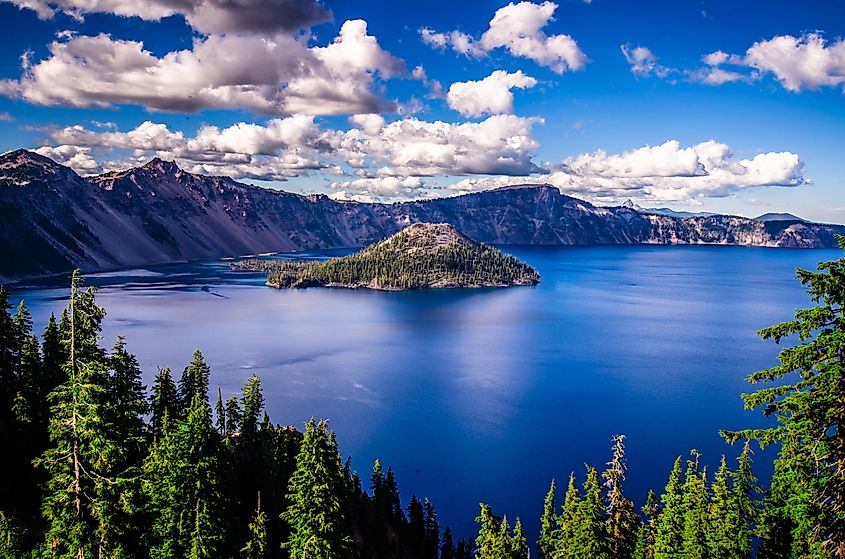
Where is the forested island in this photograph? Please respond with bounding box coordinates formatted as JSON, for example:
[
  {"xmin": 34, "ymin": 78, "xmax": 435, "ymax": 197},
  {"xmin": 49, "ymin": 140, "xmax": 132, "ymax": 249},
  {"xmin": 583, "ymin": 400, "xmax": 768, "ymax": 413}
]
[
  {"xmin": 233, "ymin": 223, "xmax": 540, "ymax": 290},
  {"xmin": 1, "ymin": 239, "xmax": 844, "ymax": 559}
]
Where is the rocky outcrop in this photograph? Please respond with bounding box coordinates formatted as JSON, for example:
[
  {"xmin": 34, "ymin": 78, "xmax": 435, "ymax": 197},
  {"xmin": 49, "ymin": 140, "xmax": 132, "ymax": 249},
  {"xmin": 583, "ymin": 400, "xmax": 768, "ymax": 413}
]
[{"xmin": 1, "ymin": 150, "xmax": 842, "ymax": 282}]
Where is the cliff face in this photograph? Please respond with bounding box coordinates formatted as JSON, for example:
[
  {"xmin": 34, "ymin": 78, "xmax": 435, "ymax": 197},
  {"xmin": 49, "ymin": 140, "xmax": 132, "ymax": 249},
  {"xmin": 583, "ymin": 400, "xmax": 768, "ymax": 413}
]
[{"xmin": 1, "ymin": 150, "xmax": 842, "ymax": 281}]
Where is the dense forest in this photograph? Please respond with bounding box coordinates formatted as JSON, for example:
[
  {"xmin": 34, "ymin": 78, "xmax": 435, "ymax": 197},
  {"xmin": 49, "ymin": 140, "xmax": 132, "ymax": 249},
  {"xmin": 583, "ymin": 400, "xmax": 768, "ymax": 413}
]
[
  {"xmin": 233, "ymin": 223, "xmax": 540, "ymax": 290},
  {"xmin": 1, "ymin": 237, "xmax": 844, "ymax": 559}
]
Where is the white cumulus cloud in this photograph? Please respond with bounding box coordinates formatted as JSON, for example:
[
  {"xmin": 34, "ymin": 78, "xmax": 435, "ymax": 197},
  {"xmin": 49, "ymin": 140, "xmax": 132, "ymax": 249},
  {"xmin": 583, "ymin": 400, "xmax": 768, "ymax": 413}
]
[
  {"xmin": 446, "ymin": 70, "xmax": 537, "ymax": 117},
  {"xmin": 420, "ymin": 1, "xmax": 586, "ymax": 73}
]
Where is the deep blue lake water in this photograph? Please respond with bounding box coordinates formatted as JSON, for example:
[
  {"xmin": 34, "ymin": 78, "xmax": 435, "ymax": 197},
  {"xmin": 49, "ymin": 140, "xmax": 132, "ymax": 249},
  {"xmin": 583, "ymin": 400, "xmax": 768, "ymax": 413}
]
[{"xmin": 8, "ymin": 245, "xmax": 841, "ymax": 539}]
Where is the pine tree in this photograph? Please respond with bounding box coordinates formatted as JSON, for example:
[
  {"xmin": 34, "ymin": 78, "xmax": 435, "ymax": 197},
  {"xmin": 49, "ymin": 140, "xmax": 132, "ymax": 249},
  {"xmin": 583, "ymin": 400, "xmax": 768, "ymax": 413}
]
[
  {"xmin": 424, "ymin": 498, "xmax": 440, "ymax": 559},
  {"xmin": 474, "ymin": 503, "xmax": 499, "ymax": 559},
  {"xmin": 708, "ymin": 456, "xmax": 736, "ymax": 559},
  {"xmin": 282, "ymin": 418, "xmax": 350, "ymax": 559},
  {"xmin": 681, "ymin": 451, "xmax": 709, "ymax": 559},
  {"xmin": 240, "ymin": 374, "xmax": 264, "ymax": 438},
  {"xmin": 145, "ymin": 391, "xmax": 226, "ymax": 559},
  {"xmin": 511, "ymin": 518, "xmax": 528, "ymax": 559},
  {"xmin": 641, "ymin": 490, "xmax": 661, "ymax": 559},
  {"xmin": 149, "ymin": 366, "xmax": 179, "ymax": 440},
  {"xmin": 557, "ymin": 472, "xmax": 582, "ymax": 559},
  {"xmin": 722, "ymin": 237, "xmax": 845, "ymax": 558},
  {"xmin": 654, "ymin": 457, "xmax": 684, "ymax": 559},
  {"xmin": 179, "ymin": 350, "xmax": 210, "ymax": 414},
  {"xmin": 35, "ymin": 271, "xmax": 122, "ymax": 559},
  {"xmin": 538, "ymin": 480, "xmax": 557, "ymax": 559},
  {"xmin": 731, "ymin": 442, "xmax": 757, "ymax": 559},
  {"xmin": 574, "ymin": 465, "xmax": 609, "ymax": 559},
  {"xmin": 603, "ymin": 435, "xmax": 640, "ymax": 559},
  {"xmin": 441, "ymin": 526, "xmax": 455, "ymax": 559},
  {"xmin": 215, "ymin": 387, "xmax": 226, "ymax": 435},
  {"xmin": 242, "ymin": 493, "xmax": 268, "ymax": 559}
]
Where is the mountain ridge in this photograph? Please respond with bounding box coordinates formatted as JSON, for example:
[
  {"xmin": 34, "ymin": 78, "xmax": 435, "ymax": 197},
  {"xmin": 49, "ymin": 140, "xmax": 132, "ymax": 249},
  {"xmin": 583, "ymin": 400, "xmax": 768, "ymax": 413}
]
[{"xmin": 1, "ymin": 150, "xmax": 843, "ymax": 282}]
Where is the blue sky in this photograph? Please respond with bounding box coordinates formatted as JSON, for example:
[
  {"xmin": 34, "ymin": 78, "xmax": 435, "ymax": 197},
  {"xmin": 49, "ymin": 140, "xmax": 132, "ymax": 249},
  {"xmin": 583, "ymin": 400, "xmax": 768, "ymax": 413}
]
[{"xmin": 0, "ymin": 0, "xmax": 843, "ymax": 221}]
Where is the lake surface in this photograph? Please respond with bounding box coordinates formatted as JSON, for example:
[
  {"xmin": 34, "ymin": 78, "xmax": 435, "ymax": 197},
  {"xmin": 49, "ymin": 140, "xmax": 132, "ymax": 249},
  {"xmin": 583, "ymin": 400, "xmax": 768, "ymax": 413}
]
[{"xmin": 8, "ymin": 245, "xmax": 840, "ymax": 539}]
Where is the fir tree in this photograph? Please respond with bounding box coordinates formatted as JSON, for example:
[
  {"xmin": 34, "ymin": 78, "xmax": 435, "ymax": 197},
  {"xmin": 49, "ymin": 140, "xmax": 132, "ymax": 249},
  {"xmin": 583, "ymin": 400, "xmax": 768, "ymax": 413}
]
[
  {"xmin": 424, "ymin": 498, "xmax": 440, "ymax": 559},
  {"xmin": 441, "ymin": 527, "xmax": 455, "ymax": 559},
  {"xmin": 574, "ymin": 465, "xmax": 609, "ymax": 559},
  {"xmin": 149, "ymin": 366, "xmax": 179, "ymax": 440},
  {"xmin": 681, "ymin": 452, "xmax": 710, "ymax": 559},
  {"xmin": 641, "ymin": 490, "xmax": 661, "ymax": 559},
  {"xmin": 474, "ymin": 503, "xmax": 498, "ymax": 559},
  {"xmin": 179, "ymin": 350, "xmax": 210, "ymax": 414},
  {"xmin": 557, "ymin": 472, "xmax": 582, "ymax": 559},
  {"xmin": 511, "ymin": 518, "xmax": 528, "ymax": 559},
  {"xmin": 240, "ymin": 374, "xmax": 264, "ymax": 438},
  {"xmin": 215, "ymin": 387, "xmax": 226, "ymax": 435},
  {"xmin": 723, "ymin": 236, "xmax": 845, "ymax": 558},
  {"xmin": 282, "ymin": 418, "xmax": 350, "ymax": 559},
  {"xmin": 603, "ymin": 435, "xmax": 640, "ymax": 559},
  {"xmin": 654, "ymin": 457, "xmax": 684, "ymax": 559},
  {"xmin": 538, "ymin": 480, "xmax": 557, "ymax": 559},
  {"xmin": 242, "ymin": 493, "xmax": 268, "ymax": 559}
]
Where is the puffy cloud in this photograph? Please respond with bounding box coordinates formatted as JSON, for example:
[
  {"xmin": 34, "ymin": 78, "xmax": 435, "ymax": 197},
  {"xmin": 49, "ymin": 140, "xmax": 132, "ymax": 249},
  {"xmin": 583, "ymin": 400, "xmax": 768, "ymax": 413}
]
[
  {"xmin": 2, "ymin": 0, "xmax": 331, "ymax": 35},
  {"xmin": 446, "ymin": 140, "xmax": 806, "ymax": 205},
  {"xmin": 340, "ymin": 113, "xmax": 544, "ymax": 177},
  {"xmin": 328, "ymin": 176, "xmax": 429, "ymax": 202},
  {"xmin": 744, "ymin": 33, "xmax": 845, "ymax": 91},
  {"xmin": 420, "ymin": 1, "xmax": 586, "ymax": 73},
  {"xmin": 622, "ymin": 34, "xmax": 845, "ymax": 92},
  {"xmin": 33, "ymin": 113, "xmax": 543, "ymax": 183},
  {"xmin": 446, "ymin": 70, "xmax": 537, "ymax": 117},
  {"xmin": 0, "ymin": 21, "xmax": 402, "ymax": 115},
  {"xmin": 0, "ymin": 112, "xmax": 13, "ymax": 122}
]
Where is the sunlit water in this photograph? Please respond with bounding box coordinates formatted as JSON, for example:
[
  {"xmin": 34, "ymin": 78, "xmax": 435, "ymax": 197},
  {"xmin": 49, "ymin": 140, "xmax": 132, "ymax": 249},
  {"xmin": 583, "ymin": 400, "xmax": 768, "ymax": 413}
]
[{"xmin": 8, "ymin": 245, "xmax": 840, "ymax": 538}]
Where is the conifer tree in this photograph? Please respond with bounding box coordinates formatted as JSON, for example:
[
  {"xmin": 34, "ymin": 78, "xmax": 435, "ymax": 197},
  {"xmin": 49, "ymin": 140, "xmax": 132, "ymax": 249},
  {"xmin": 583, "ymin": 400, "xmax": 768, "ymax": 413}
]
[
  {"xmin": 150, "ymin": 366, "xmax": 179, "ymax": 440},
  {"xmin": 723, "ymin": 237, "xmax": 845, "ymax": 558},
  {"xmin": 179, "ymin": 350, "xmax": 211, "ymax": 414},
  {"xmin": 242, "ymin": 493, "xmax": 268, "ymax": 559},
  {"xmin": 424, "ymin": 498, "xmax": 440, "ymax": 559},
  {"xmin": 215, "ymin": 387, "xmax": 226, "ymax": 435},
  {"xmin": 240, "ymin": 374, "xmax": 264, "ymax": 438},
  {"xmin": 708, "ymin": 456, "xmax": 735, "ymax": 559},
  {"xmin": 441, "ymin": 526, "xmax": 455, "ymax": 559},
  {"xmin": 557, "ymin": 472, "xmax": 582, "ymax": 559},
  {"xmin": 574, "ymin": 465, "xmax": 609, "ymax": 559},
  {"xmin": 731, "ymin": 442, "xmax": 757, "ymax": 559},
  {"xmin": 408, "ymin": 494, "xmax": 426, "ymax": 556},
  {"xmin": 145, "ymin": 391, "xmax": 226, "ymax": 559},
  {"xmin": 494, "ymin": 516, "xmax": 512, "ymax": 559},
  {"xmin": 511, "ymin": 518, "xmax": 528, "ymax": 559},
  {"xmin": 603, "ymin": 435, "xmax": 640, "ymax": 559},
  {"xmin": 538, "ymin": 480, "xmax": 557, "ymax": 559},
  {"xmin": 35, "ymin": 271, "xmax": 123, "ymax": 559},
  {"xmin": 282, "ymin": 418, "xmax": 350, "ymax": 559},
  {"xmin": 681, "ymin": 452, "xmax": 710, "ymax": 559},
  {"xmin": 474, "ymin": 503, "xmax": 498, "ymax": 559},
  {"xmin": 654, "ymin": 457, "xmax": 684, "ymax": 559},
  {"xmin": 225, "ymin": 395, "xmax": 242, "ymax": 434},
  {"xmin": 641, "ymin": 490, "xmax": 660, "ymax": 559}
]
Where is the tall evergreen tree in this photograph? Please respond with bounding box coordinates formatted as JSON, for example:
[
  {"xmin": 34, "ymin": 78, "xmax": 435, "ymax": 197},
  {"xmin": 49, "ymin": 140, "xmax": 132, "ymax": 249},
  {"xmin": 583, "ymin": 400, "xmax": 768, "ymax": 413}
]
[
  {"xmin": 35, "ymin": 271, "xmax": 124, "ymax": 559},
  {"xmin": 538, "ymin": 480, "xmax": 557, "ymax": 559},
  {"xmin": 557, "ymin": 472, "xmax": 582, "ymax": 559},
  {"xmin": 474, "ymin": 503, "xmax": 498, "ymax": 559},
  {"xmin": 242, "ymin": 493, "xmax": 268, "ymax": 559},
  {"xmin": 179, "ymin": 350, "xmax": 211, "ymax": 415},
  {"xmin": 574, "ymin": 465, "xmax": 609, "ymax": 559},
  {"xmin": 145, "ymin": 391, "xmax": 226, "ymax": 559},
  {"xmin": 150, "ymin": 366, "xmax": 179, "ymax": 440},
  {"xmin": 641, "ymin": 490, "xmax": 661, "ymax": 559},
  {"xmin": 723, "ymin": 237, "xmax": 845, "ymax": 558},
  {"xmin": 708, "ymin": 456, "xmax": 736, "ymax": 559},
  {"xmin": 654, "ymin": 457, "xmax": 684, "ymax": 559},
  {"xmin": 603, "ymin": 435, "xmax": 640, "ymax": 559},
  {"xmin": 424, "ymin": 498, "xmax": 440, "ymax": 559},
  {"xmin": 441, "ymin": 527, "xmax": 455, "ymax": 559},
  {"xmin": 511, "ymin": 518, "xmax": 528, "ymax": 559},
  {"xmin": 282, "ymin": 418, "xmax": 350, "ymax": 559},
  {"xmin": 681, "ymin": 452, "xmax": 710, "ymax": 559},
  {"xmin": 731, "ymin": 442, "xmax": 757, "ymax": 559},
  {"xmin": 240, "ymin": 374, "xmax": 264, "ymax": 438}
]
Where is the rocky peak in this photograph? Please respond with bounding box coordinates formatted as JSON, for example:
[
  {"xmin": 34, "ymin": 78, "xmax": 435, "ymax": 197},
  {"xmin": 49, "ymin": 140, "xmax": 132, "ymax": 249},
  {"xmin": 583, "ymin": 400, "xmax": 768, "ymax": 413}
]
[{"xmin": 140, "ymin": 157, "xmax": 183, "ymax": 177}]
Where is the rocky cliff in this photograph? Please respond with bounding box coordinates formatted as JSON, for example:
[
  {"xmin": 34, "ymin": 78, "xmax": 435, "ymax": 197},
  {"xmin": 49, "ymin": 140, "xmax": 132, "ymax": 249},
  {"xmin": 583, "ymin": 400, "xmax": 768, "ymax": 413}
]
[{"xmin": 1, "ymin": 150, "xmax": 842, "ymax": 281}]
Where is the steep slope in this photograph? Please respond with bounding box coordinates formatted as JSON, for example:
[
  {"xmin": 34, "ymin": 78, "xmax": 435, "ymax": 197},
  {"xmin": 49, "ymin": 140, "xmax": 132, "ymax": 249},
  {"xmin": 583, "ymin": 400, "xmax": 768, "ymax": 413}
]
[
  {"xmin": 1, "ymin": 150, "xmax": 843, "ymax": 282},
  {"xmin": 236, "ymin": 222, "xmax": 540, "ymax": 290}
]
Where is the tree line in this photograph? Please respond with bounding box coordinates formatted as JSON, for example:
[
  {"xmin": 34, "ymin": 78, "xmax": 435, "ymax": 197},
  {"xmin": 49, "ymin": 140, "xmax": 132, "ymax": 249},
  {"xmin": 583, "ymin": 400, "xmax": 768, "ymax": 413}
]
[{"xmin": 2, "ymin": 235, "xmax": 845, "ymax": 558}]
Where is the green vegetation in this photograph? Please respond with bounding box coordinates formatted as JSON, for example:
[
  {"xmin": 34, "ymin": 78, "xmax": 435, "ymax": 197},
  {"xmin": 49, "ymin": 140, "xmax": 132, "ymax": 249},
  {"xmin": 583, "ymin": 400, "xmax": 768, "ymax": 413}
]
[
  {"xmin": 233, "ymin": 223, "xmax": 540, "ymax": 290},
  {"xmin": 1, "ymin": 236, "xmax": 844, "ymax": 558}
]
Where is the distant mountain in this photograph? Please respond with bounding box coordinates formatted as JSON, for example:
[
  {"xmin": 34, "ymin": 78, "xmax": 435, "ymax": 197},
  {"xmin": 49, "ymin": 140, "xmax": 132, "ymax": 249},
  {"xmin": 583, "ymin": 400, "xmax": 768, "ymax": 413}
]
[
  {"xmin": 2, "ymin": 150, "xmax": 843, "ymax": 282},
  {"xmin": 754, "ymin": 212, "xmax": 806, "ymax": 222},
  {"xmin": 621, "ymin": 199, "xmax": 716, "ymax": 218},
  {"xmin": 235, "ymin": 222, "xmax": 540, "ymax": 290}
]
